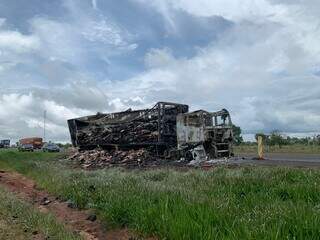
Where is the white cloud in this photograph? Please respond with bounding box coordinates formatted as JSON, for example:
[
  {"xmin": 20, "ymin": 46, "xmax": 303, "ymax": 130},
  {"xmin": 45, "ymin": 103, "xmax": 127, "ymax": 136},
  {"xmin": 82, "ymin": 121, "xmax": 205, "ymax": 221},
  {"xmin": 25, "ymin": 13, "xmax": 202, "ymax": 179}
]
[
  {"xmin": 92, "ymin": 0, "xmax": 98, "ymax": 10},
  {"xmin": 30, "ymin": 17, "xmax": 84, "ymax": 63},
  {"xmin": 169, "ymin": 0, "xmax": 286, "ymax": 20},
  {"xmin": 0, "ymin": 31, "xmax": 40, "ymax": 53},
  {"xmin": 0, "ymin": 91, "xmax": 96, "ymax": 142},
  {"xmin": 97, "ymin": 4, "xmax": 320, "ymax": 134},
  {"xmin": 135, "ymin": 0, "xmax": 287, "ymax": 28},
  {"xmin": 0, "ymin": 18, "xmax": 6, "ymax": 27},
  {"xmin": 1, "ymin": 0, "xmax": 320, "ymax": 142},
  {"xmin": 82, "ymin": 19, "xmax": 135, "ymax": 49},
  {"xmin": 145, "ymin": 48, "xmax": 175, "ymax": 68}
]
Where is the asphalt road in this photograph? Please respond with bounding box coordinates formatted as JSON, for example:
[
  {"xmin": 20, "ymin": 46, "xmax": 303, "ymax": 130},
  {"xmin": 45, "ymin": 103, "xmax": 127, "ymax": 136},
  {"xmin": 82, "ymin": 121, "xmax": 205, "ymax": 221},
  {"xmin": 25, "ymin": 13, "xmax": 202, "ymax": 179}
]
[{"xmin": 235, "ymin": 153, "xmax": 320, "ymax": 168}]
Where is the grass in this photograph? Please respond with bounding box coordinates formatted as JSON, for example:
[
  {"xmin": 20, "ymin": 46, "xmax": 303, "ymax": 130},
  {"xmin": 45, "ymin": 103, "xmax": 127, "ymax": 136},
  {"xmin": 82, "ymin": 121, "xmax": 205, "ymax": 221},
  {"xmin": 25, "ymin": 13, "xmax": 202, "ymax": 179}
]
[
  {"xmin": 1, "ymin": 150, "xmax": 320, "ymax": 239},
  {"xmin": 235, "ymin": 144, "xmax": 320, "ymax": 154},
  {"xmin": 0, "ymin": 186, "xmax": 81, "ymax": 240},
  {"xmin": 0, "ymin": 218, "xmax": 28, "ymax": 240}
]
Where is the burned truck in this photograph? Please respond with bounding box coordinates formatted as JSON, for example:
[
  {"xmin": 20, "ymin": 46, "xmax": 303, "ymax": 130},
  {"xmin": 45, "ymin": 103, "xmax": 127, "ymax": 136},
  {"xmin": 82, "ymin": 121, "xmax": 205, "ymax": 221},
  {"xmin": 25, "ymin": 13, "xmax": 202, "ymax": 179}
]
[
  {"xmin": 68, "ymin": 102, "xmax": 234, "ymax": 160},
  {"xmin": 174, "ymin": 109, "xmax": 234, "ymax": 161},
  {"xmin": 68, "ymin": 102, "xmax": 189, "ymax": 154}
]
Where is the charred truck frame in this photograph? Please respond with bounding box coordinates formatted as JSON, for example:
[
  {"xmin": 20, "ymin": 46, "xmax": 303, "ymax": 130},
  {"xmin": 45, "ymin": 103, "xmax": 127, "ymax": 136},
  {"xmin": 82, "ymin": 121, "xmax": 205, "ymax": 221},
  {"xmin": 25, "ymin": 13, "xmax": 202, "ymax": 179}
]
[
  {"xmin": 175, "ymin": 109, "xmax": 233, "ymax": 161},
  {"xmin": 68, "ymin": 102, "xmax": 189, "ymax": 154},
  {"xmin": 68, "ymin": 102, "xmax": 234, "ymax": 160}
]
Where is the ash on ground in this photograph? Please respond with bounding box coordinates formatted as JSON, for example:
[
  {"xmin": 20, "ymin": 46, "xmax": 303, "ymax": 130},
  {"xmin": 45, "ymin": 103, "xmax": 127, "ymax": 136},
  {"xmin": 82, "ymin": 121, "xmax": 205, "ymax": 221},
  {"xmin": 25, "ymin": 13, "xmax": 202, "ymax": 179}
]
[{"xmin": 68, "ymin": 149, "xmax": 168, "ymax": 169}]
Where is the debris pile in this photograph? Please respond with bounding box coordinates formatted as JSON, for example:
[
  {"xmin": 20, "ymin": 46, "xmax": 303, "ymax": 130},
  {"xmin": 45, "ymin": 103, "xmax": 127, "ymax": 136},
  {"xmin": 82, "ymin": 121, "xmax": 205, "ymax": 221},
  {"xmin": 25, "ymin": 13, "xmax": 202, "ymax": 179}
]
[
  {"xmin": 68, "ymin": 149, "xmax": 157, "ymax": 169},
  {"xmin": 68, "ymin": 102, "xmax": 189, "ymax": 151},
  {"xmin": 67, "ymin": 148, "xmax": 242, "ymax": 170},
  {"xmin": 76, "ymin": 119, "xmax": 159, "ymax": 146}
]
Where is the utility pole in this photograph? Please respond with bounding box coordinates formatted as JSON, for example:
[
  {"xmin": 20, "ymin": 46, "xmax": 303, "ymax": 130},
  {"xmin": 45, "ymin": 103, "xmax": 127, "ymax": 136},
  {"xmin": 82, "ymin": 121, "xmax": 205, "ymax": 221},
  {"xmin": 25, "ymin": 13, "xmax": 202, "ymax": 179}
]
[{"xmin": 43, "ymin": 110, "xmax": 47, "ymax": 143}]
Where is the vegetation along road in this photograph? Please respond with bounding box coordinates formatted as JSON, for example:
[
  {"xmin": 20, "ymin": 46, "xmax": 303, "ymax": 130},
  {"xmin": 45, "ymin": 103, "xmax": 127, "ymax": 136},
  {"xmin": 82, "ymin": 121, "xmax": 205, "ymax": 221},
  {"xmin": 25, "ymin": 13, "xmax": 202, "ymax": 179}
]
[{"xmin": 1, "ymin": 149, "xmax": 320, "ymax": 239}]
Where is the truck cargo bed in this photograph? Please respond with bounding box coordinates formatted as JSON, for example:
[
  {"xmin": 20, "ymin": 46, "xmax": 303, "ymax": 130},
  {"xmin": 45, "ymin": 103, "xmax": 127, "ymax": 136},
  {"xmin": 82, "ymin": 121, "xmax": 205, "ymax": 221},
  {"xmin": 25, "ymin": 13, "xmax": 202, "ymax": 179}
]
[{"xmin": 68, "ymin": 102, "xmax": 188, "ymax": 153}]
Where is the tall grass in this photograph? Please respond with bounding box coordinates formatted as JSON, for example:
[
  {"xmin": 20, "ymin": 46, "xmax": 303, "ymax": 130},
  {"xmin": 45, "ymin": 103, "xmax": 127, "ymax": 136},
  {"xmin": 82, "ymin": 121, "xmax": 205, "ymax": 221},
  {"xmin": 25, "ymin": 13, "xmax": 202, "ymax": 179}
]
[{"xmin": 1, "ymin": 150, "xmax": 320, "ymax": 239}]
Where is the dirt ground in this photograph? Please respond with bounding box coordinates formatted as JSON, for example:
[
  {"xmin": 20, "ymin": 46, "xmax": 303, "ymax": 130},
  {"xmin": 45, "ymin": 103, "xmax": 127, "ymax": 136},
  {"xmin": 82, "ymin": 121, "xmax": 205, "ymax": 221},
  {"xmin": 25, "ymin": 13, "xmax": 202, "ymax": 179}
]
[{"xmin": 0, "ymin": 170, "xmax": 135, "ymax": 240}]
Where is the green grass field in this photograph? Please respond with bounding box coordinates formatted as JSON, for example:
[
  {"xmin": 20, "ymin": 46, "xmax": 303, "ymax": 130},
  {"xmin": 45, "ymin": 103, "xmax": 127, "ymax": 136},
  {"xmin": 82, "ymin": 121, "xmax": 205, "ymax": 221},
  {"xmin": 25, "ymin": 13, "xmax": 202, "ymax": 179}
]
[
  {"xmin": 1, "ymin": 150, "xmax": 320, "ymax": 239},
  {"xmin": 0, "ymin": 186, "xmax": 80, "ymax": 240}
]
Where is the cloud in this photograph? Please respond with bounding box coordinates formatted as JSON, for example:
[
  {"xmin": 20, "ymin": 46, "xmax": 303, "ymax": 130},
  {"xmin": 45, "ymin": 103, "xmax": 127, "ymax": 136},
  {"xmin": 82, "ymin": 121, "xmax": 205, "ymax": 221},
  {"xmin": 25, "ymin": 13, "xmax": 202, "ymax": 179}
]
[
  {"xmin": 1, "ymin": 0, "xmax": 320, "ymax": 143},
  {"xmin": 144, "ymin": 48, "xmax": 175, "ymax": 68},
  {"xmin": 0, "ymin": 18, "xmax": 5, "ymax": 27},
  {"xmin": 134, "ymin": 0, "xmax": 286, "ymax": 25},
  {"xmin": 96, "ymin": 4, "xmax": 320, "ymax": 134},
  {"xmin": 81, "ymin": 19, "xmax": 138, "ymax": 51},
  {"xmin": 0, "ymin": 31, "xmax": 40, "ymax": 53},
  {"xmin": 92, "ymin": 0, "xmax": 98, "ymax": 10},
  {"xmin": 0, "ymin": 88, "xmax": 98, "ymax": 142}
]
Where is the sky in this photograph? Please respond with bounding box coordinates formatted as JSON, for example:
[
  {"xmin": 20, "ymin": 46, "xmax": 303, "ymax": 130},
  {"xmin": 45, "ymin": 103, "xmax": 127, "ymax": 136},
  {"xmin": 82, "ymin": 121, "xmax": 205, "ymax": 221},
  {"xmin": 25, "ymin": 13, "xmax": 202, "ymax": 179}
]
[{"xmin": 0, "ymin": 0, "xmax": 320, "ymax": 143}]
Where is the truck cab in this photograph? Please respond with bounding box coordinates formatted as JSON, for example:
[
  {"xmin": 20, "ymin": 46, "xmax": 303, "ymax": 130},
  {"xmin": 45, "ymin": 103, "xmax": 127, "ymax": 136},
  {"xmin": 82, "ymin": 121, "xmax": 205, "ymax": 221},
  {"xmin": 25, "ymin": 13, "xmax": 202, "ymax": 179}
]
[{"xmin": 176, "ymin": 109, "xmax": 234, "ymax": 160}]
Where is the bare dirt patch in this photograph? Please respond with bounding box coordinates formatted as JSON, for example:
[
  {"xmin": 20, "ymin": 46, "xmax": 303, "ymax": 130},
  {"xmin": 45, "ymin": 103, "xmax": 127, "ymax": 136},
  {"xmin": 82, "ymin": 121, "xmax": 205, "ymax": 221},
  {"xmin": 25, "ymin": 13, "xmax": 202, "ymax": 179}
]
[{"xmin": 0, "ymin": 170, "xmax": 135, "ymax": 240}]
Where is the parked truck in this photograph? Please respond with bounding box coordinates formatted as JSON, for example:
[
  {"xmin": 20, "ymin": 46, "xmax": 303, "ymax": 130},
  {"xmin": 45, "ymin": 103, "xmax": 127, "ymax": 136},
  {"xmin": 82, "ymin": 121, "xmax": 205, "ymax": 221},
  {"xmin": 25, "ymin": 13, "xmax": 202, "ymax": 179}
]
[
  {"xmin": 0, "ymin": 139, "xmax": 10, "ymax": 148},
  {"xmin": 19, "ymin": 137, "xmax": 43, "ymax": 151},
  {"xmin": 68, "ymin": 102, "xmax": 234, "ymax": 160}
]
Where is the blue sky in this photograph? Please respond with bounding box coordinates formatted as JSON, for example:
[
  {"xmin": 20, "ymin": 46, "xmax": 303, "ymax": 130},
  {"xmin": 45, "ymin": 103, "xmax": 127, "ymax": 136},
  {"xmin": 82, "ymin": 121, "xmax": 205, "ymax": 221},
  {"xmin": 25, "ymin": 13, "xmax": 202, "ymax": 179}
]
[{"xmin": 0, "ymin": 0, "xmax": 319, "ymax": 142}]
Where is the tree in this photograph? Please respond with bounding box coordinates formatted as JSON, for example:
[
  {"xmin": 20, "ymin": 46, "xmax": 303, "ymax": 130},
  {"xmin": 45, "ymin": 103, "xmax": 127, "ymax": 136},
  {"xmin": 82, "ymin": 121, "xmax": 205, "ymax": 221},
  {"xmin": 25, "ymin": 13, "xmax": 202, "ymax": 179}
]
[
  {"xmin": 232, "ymin": 125, "xmax": 243, "ymax": 145},
  {"xmin": 255, "ymin": 133, "xmax": 270, "ymax": 145},
  {"xmin": 269, "ymin": 130, "xmax": 284, "ymax": 147}
]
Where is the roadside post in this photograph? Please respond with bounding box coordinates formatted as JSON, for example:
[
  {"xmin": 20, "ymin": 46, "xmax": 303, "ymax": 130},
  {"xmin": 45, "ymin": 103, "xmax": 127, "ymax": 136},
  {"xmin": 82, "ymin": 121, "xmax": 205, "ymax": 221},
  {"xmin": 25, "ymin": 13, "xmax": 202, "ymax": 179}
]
[{"xmin": 258, "ymin": 136, "xmax": 264, "ymax": 160}]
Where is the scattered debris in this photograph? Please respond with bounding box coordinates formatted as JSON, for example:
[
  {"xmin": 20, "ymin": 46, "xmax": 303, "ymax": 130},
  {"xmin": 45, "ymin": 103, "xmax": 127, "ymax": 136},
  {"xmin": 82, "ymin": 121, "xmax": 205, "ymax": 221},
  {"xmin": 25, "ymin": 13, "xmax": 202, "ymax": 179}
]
[
  {"xmin": 67, "ymin": 148, "xmax": 244, "ymax": 170},
  {"xmin": 87, "ymin": 214, "xmax": 97, "ymax": 222},
  {"xmin": 66, "ymin": 200, "xmax": 77, "ymax": 209},
  {"xmin": 68, "ymin": 149, "xmax": 159, "ymax": 169},
  {"xmin": 40, "ymin": 197, "xmax": 51, "ymax": 206}
]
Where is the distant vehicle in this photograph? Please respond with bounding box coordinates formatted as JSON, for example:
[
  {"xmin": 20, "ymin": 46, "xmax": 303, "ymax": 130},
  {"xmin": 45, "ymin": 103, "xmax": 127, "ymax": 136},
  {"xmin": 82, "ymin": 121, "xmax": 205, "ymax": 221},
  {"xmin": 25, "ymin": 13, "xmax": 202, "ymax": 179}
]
[
  {"xmin": 18, "ymin": 144, "xmax": 34, "ymax": 152},
  {"xmin": 42, "ymin": 143, "xmax": 60, "ymax": 152},
  {"xmin": 0, "ymin": 139, "xmax": 10, "ymax": 148},
  {"xmin": 19, "ymin": 138, "xmax": 43, "ymax": 149}
]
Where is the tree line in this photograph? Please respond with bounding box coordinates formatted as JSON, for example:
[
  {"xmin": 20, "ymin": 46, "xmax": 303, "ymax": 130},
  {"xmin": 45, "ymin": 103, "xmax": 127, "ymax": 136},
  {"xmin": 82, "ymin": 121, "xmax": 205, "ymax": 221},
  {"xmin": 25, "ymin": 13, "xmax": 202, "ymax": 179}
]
[
  {"xmin": 232, "ymin": 126, "xmax": 320, "ymax": 146},
  {"xmin": 255, "ymin": 131, "xmax": 320, "ymax": 147}
]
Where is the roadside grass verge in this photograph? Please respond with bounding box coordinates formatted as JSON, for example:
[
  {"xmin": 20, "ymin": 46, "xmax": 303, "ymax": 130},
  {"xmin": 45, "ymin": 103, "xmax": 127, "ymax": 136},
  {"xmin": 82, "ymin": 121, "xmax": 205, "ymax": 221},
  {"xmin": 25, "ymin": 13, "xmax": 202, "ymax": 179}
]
[
  {"xmin": 235, "ymin": 144, "xmax": 320, "ymax": 154},
  {"xmin": 0, "ymin": 186, "xmax": 81, "ymax": 240},
  {"xmin": 0, "ymin": 217, "xmax": 28, "ymax": 240},
  {"xmin": 1, "ymin": 150, "xmax": 320, "ymax": 239}
]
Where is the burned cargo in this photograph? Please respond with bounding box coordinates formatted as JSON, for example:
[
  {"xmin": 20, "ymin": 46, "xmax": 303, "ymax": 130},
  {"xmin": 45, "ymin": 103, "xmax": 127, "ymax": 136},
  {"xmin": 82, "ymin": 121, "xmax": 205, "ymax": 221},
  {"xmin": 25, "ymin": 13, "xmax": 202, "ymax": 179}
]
[
  {"xmin": 68, "ymin": 102, "xmax": 234, "ymax": 162},
  {"xmin": 68, "ymin": 102, "xmax": 189, "ymax": 154}
]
